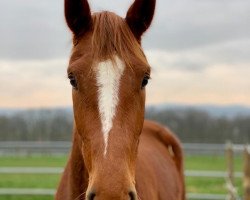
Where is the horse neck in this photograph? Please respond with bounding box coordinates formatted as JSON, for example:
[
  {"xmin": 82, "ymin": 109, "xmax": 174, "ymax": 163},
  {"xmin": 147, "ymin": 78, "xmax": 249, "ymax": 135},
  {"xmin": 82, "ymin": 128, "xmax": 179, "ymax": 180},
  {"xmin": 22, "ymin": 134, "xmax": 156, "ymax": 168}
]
[{"xmin": 68, "ymin": 129, "xmax": 89, "ymax": 198}]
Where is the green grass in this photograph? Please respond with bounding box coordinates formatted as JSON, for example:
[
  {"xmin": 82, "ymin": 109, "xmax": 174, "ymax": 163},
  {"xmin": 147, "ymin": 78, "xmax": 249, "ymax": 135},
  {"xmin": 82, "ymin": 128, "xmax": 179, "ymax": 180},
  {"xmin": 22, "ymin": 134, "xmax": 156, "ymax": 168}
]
[
  {"xmin": 185, "ymin": 155, "xmax": 243, "ymax": 195},
  {"xmin": 185, "ymin": 154, "xmax": 243, "ymax": 171},
  {"xmin": 0, "ymin": 196, "xmax": 53, "ymax": 200},
  {"xmin": 0, "ymin": 155, "xmax": 67, "ymax": 167},
  {"xmin": 0, "ymin": 154, "xmax": 244, "ymax": 199},
  {"xmin": 186, "ymin": 176, "xmax": 243, "ymax": 195},
  {"xmin": 0, "ymin": 174, "xmax": 59, "ymax": 189}
]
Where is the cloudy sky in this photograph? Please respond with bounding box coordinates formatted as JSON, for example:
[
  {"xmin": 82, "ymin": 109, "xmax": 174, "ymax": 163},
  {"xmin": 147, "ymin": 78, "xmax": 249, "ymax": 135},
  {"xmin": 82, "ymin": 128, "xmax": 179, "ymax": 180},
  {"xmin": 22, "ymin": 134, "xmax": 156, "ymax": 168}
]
[{"xmin": 0, "ymin": 0, "xmax": 250, "ymax": 108}]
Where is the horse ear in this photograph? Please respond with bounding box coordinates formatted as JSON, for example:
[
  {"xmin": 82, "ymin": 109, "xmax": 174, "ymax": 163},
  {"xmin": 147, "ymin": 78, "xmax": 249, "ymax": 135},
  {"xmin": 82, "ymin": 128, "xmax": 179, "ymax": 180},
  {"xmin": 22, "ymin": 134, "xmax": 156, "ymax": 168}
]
[
  {"xmin": 125, "ymin": 0, "xmax": 156, "ymax": 40},
  {"xmin": 64, "ymin": 0, "xmax": 92, "ymax": 36}
]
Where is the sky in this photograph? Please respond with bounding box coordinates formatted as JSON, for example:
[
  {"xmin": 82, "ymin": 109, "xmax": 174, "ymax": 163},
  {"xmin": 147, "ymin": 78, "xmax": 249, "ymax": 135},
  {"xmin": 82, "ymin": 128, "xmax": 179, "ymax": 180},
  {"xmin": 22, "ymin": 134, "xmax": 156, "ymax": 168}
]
[{"xmin": 0, "ymin": 0, "xmax": 250, "ymax": 108}]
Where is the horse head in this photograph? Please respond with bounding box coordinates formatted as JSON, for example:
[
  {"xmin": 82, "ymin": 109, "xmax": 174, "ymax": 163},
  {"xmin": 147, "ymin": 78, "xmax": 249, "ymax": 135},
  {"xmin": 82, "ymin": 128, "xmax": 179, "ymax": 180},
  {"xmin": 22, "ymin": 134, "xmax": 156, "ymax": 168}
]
[{"xmin": 64, "ymin": 0, "xmax": 155, "ymax": 199}]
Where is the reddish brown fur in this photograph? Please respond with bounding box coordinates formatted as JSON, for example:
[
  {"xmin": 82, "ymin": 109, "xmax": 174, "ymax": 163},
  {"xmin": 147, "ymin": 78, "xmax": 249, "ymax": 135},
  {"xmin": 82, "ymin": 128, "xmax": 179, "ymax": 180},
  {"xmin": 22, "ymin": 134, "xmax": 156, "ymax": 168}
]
[
  {"xmin": 91, "ymin": 12, "xmax": 148, "ymax": 68},
  {"xmin": 56, "ymin": 1, "xmax": 185, "ymax": 199},
  {"xmin": 56, "ymin": 121, "xmax": 185, "ymax": 200}
]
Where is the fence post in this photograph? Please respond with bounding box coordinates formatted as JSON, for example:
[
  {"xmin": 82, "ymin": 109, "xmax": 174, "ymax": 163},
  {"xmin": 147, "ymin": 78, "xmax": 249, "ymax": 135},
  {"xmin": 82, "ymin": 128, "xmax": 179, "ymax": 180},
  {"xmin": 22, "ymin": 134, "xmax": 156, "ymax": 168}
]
[
  {"xmin": 226, "ymin": 141, "xmax": 236, "ymax": 200},
  {"xmin": 243, "ymin": 145, "xmax": 250, "ymax": 200}
]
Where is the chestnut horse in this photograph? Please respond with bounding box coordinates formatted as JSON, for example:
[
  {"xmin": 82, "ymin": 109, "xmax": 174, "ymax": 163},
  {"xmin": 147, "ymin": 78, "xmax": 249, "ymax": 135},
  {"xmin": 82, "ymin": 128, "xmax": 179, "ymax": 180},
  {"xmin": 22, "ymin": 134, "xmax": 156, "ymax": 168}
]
[{"xmin": 56, "ymin": 0, "xmax": 185, "ymax": 199}]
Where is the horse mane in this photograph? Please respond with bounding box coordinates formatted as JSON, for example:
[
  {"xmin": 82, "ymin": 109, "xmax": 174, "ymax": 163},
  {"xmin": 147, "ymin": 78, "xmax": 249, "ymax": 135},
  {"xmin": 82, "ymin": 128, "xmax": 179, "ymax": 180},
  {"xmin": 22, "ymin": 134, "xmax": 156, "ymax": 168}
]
[{"xmin": 90, "ymin": 11, "xmax": 150, "ymax": 68}]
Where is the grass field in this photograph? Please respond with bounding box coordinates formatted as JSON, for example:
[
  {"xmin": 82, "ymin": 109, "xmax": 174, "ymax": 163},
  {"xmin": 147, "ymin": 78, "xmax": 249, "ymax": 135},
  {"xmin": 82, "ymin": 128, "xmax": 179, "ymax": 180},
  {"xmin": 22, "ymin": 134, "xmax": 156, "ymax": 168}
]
[{"xmin": 0, "ymin": 154, "xmax": 244, "ymax": 200}]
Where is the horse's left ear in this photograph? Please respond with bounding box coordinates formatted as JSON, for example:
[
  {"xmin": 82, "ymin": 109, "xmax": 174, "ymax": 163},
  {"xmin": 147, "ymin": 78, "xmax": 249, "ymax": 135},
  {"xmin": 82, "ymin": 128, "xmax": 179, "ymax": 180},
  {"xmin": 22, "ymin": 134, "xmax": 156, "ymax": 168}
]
[{"xmin": 125, "ymin": 0, "xmax": 156, "ymax": 41}]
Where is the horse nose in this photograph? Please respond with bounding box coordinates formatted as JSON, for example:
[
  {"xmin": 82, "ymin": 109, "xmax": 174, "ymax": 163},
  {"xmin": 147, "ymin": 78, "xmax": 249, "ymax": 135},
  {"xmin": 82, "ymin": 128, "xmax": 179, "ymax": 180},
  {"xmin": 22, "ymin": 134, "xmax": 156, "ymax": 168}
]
[
  {"xmin": 86, "ymin": 189, "xmax": 137, "ymax": 200},
  {"xmin": 129, "ymin": 190, "xmax": 137, "ymax": 200},
  {"xmin": 87, "ymin": 191, "xmax": 96, "ymax": 200}
]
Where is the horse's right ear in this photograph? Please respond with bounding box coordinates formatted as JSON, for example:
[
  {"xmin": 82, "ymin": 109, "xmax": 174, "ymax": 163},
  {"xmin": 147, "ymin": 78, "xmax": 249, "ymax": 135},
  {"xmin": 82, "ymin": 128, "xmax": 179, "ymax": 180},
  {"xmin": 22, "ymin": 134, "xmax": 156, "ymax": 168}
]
[{"xmin": 64, "ymin": 0, "xmax": 92, "ymax": 36}]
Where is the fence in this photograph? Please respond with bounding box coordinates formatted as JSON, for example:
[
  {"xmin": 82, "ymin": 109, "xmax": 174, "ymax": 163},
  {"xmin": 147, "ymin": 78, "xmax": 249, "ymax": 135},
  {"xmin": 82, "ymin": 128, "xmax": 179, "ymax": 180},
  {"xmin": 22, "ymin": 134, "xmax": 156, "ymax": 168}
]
[
  {"xmin": 0, "ymin": 141, "xmax": 246, "ymax": 156},
  {"xmin": 0, "ymin": 167, "xmax": 233, "ymax": 199},
  {"xmin": 244, "ymin": 146, "xmax": 250, "ymax": 200},
  {"xmin": 223, "ymin": 142, "xmax": 250, "ymax": 200},
  {"xmin": 0, "ymin": 141, "xmax": 71, "ymax": 155},
  {"xmin": 0, "ymin": 142, "xmax": 250, "ymax": 199}
]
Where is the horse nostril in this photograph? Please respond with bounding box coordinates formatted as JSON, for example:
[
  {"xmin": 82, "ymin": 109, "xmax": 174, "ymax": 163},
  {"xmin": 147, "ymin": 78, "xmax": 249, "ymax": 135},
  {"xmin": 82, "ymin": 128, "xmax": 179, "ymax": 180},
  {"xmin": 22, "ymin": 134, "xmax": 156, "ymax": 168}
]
[
  {"xmin": 129, "ymin": 191, "xmax": 136, "ymax": 200},
  {"xmin": 87, "ymin": 192, "xmax": 96, "ymax": 200}
]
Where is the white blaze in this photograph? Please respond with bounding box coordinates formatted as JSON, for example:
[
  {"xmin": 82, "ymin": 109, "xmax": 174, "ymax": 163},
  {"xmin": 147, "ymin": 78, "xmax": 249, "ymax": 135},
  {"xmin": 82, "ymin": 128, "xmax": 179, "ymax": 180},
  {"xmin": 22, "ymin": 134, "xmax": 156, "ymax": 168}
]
[{"xmin": 96, "ymin": 56, "xmax": 125, "ymax": 155}]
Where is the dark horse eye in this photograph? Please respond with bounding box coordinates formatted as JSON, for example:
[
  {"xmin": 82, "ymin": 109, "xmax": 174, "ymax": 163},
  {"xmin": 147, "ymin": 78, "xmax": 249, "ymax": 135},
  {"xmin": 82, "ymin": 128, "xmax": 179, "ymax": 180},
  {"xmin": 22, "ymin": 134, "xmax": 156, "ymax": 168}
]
[
  {"xmin": 68, "ymin": 74, "xmax": 77, "ymax": 89},
  {"xmin": 141, "ymin": 75, "xmax": 150, "ymax": 89}
]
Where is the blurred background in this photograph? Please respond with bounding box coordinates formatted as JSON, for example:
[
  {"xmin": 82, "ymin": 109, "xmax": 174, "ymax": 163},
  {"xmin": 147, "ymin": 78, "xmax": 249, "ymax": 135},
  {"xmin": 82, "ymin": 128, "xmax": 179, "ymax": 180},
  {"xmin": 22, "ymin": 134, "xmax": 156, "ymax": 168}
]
[{"xmin": 0, "ymin": 0, "xmax": 250, "ymax": 199}]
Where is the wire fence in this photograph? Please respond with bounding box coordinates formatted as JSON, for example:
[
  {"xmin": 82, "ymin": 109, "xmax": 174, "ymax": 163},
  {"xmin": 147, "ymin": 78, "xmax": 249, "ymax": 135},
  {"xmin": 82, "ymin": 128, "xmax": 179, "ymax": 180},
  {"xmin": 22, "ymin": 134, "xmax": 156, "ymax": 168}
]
[
  {"xmin": 0, "ymin": 142, "xmax": 249, "ymax": 199},
  {"xmin": 0, "ymin": 141, "xmax": 246, "ymax": 156},
  {"xmin": 0, "ymin": 189, "xmax": 228, "ymax": 199},
  {"xmin": 0, "ymin": 167, "xmax": 233, "ymax": 199},
  {"xmin": 0, "ymin": 167, "xmax": 244, "ymax": 178}
]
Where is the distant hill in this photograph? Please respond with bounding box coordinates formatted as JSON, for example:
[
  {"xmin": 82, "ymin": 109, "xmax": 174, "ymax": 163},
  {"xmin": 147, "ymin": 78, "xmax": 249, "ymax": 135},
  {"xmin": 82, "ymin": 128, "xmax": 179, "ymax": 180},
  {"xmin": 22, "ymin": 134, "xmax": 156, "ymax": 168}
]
[
  {"xmin": 0, "ymin": 108, "xmax": 25, "ymax": 116},
  {"xmin": 1, "ymin": 104, "xmax": 250, "ymax": 118},
  {"xmin": 0, "ymin": 107, "xmax": 72, "ymax": 117},
  {"xmin": 147, "ymin": 104, "xmax": 250, "ymax": 118}
]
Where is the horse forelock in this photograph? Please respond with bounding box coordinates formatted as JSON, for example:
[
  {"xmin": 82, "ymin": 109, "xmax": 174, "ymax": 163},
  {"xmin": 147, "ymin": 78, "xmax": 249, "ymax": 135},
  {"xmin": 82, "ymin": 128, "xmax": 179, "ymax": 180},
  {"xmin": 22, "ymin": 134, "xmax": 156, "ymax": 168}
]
[{"xmin": 78, "ymin": 11, "xmax": 150, "ymax": 69}]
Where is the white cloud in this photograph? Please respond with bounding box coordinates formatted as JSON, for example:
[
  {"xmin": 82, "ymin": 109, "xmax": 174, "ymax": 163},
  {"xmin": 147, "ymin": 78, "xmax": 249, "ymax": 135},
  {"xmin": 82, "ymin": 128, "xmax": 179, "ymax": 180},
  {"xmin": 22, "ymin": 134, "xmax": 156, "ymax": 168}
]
[
  {"xmin": 0, "ymin": 0, "xmax": 249, "ymax": 107},
  {"xmin": 145, "ymin": 48, "xmax": 250, "ymax": 105},
  {"xmin": 0, "ymin": 59, "xmax": 71, "ymax": 108},
  {"xmin": 1, "ymin": 0, "xmax": 250, "ymax": 59},
  {"xmin": 1, "ymin": 44, "xmax": 250, "ymax": 108}
]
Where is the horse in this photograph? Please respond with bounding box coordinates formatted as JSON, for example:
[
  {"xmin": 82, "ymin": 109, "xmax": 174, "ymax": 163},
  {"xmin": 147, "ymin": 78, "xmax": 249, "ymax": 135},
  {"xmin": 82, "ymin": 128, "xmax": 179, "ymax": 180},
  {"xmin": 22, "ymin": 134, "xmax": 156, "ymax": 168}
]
[{"xmin": 56, "ymin": 0, "xmax": 185, "ymax": 199}]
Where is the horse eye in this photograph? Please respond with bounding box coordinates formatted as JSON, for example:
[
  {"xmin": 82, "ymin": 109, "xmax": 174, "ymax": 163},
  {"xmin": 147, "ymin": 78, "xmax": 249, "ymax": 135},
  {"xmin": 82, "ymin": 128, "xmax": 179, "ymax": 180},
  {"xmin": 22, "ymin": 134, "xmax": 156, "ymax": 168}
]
[
  {"xmin": 141, "ymin": 75, "xmax": 150, "ymax": 89},
  {"xmin": 68, "ymin": 74, "xmax": 77, "ymax": 89}
]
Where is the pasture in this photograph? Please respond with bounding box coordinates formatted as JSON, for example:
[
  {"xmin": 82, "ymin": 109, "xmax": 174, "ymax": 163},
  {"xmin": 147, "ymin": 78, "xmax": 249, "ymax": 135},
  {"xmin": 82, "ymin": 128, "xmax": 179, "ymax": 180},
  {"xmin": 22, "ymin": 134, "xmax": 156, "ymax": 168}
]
[{"xmin": 0, "ymin": 154, "xmax": 244, "ymax": 200}]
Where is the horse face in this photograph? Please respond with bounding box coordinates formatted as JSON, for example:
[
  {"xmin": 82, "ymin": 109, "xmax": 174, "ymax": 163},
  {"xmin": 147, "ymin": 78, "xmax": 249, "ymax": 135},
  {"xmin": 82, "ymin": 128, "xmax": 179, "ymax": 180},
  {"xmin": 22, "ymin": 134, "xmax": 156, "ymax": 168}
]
[{"xmin": 65, "ymin": 1, "xmax": 155, "ymax": 199}]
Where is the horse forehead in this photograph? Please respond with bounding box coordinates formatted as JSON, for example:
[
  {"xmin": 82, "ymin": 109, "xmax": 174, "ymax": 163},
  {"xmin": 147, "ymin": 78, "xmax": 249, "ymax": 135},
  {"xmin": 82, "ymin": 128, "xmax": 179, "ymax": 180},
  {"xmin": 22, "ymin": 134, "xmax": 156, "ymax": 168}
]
[
  {"xmin": 95, "ymin": 56, "xmax": 125, "ymax": 155},
  {"xmin": 96, "ymin": 57, "xmax": 125, "ymax": 76}
]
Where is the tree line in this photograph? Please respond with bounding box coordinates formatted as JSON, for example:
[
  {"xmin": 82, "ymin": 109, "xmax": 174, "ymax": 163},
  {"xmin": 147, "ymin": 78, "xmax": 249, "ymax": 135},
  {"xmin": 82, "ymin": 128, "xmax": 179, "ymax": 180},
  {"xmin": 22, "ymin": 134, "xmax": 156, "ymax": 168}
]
[
  {"xmin": 146, "ymin": 107, "xmax": 250, "ymax": 144},
  {"xmin": 0, "ymin": 107, "xmax": 249, "ymax": 143}
]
